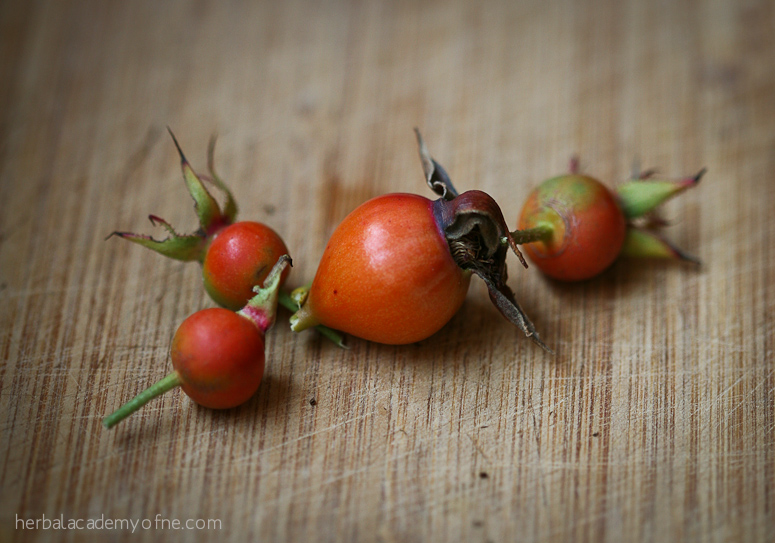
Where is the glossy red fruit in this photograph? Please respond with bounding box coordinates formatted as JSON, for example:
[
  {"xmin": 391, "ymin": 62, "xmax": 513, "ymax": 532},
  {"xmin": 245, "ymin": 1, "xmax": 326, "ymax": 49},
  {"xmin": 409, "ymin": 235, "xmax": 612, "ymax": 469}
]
[
  {"xmin": 102, "ymin": 257, "xmax": 290, "ymax": 429},
  {"xmin": 291, "ymin": 130, "xmax": 550, "ymax": 351},
  {"xmin": 514, "ymin": 164, "xmax": 705, "ymax": 281},
  {"xmin": 170, "ymin": 308, "xmax": 266, "ymax": 408},
  {"xmin": 517, "ymin": 174, "xmax": 627, "ymax": 281},
  {"xmin": 203, "ymin": 221, "xmax": 290, "ymax": 310},
  {"xmin": 293, "ymin": 193, "xmax": 471, "ymax": 345}
]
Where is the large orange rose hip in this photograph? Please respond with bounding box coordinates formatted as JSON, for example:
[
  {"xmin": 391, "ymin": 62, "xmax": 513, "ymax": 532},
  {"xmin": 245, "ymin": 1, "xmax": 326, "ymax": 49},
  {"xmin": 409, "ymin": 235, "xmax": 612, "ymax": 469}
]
[{"xmin": 292, "ymin": 194, "xmax": 471, "ymax": 345}]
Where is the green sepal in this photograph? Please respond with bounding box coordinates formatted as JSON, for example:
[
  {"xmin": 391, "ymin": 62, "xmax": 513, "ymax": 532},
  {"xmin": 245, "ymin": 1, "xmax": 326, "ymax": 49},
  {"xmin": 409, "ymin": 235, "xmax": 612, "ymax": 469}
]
[
  {"xmin": 167, "ymin": 128, "xmax": 228, "ymax": 235},
  {"xmin": 279, "ymin": 289, "xmax": 347, "ymax": 349},
  {"xmin": 107, "ymin": 215, "xmax": 207, "ymax": 262},
  {"xmin": 111, "ymin": 131, "xmax": 238, "ymax": 261},
  {"xmin": 238, "ymin": 255, "xmax": 292, "ymax": 333},
  {"xmin": 616, "ymin": 168, "xmax": 706, "ymax": 219},
  {"xmin": 206, "ymin": 136, "xmax": 238, "ymax": 224},
  {"xmin": 620, "ymin": 227, "xmax": 700, "ymax": 264}
]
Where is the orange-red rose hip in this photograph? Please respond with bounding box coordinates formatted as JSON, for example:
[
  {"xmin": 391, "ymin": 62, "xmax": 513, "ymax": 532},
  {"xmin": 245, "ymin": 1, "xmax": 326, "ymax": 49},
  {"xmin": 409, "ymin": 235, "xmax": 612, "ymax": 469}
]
[
  {"xmin": 517, "ymin": 175, "xmax": 626, "ymax": 281},
  {"xmin": 293, "ymin": 194, "xmax": 471, "ymax": 345},
  {"xmin": 203, "ymin": 221, "xmax": 290, "ymax": 310}
]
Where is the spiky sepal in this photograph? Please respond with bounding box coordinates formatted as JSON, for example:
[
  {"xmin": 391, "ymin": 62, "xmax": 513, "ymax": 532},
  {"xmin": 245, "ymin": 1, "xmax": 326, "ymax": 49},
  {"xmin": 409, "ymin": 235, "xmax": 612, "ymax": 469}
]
[
  {"xmin": 617, "ymin": 168, "xmax": 706, "ymax": 219},
  {"xmin": 109, "ymin": 129, "xmax": 237, "ymax": 262},
  {"xmin": 620, "ymin": 227, "xmax": 700, "ymax": 264},
  {"xmin": 238, "ymin": 255, "xmax": 292, "ymax": 333},
  {"xmin": 616, "ymin": 165, "xmax": 705, "ymax": 264},
  {"xmin": 107, "ymin": 214, "xmax": 207, "ymax": 261}
]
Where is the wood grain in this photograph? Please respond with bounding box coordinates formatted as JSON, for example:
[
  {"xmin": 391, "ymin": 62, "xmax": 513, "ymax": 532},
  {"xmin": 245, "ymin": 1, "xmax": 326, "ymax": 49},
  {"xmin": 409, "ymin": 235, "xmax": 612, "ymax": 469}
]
[{"xmin": 1, "ymin": 0, "xmax": 773, "ymax": 541}]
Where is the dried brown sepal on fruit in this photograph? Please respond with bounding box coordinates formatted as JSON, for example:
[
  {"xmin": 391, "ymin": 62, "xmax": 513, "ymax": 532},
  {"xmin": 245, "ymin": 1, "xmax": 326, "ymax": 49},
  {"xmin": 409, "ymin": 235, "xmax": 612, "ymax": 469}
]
[{"xmin": 416, "ymin": 130, "xmax": 548, "ymax": 351}]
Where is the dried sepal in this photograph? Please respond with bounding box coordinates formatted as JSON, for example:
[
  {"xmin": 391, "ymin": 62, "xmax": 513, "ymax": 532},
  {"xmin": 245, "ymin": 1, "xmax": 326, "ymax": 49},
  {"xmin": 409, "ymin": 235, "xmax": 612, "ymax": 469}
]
[
  {"xmin": 435, "ymin": 191, "xmax": 549, "ymax": 351},
  {"xmin": 418, "ymin": 131, "xmax": 547, "ymax": 350},
  {"xmin": 415, "ymin": 128, "xmax": 459, "ymax": 201}
]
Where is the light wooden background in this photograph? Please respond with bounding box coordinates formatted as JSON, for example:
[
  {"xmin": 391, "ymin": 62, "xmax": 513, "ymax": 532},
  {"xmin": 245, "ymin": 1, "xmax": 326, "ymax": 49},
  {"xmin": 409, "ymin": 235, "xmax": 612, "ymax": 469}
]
[{"xmin": 1, "ymin": 1, "xmax": 772, "ymax": 542}]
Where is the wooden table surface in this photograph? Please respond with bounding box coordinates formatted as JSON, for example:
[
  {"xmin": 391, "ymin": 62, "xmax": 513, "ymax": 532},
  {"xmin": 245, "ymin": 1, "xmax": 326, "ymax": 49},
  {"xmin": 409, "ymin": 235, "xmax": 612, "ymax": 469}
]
[{"xmin": 1, "ymin": 1, "xmax": 773, "ymax": 541}]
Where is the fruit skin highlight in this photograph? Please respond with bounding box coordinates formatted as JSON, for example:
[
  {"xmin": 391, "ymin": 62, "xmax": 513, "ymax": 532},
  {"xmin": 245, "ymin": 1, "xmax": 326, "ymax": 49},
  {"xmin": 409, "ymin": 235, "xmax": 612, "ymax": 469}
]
[
  {"xmin": 291, "ymin": 130, "xmax": 550, "ymax": 351},
  {"xmin": 513, "ymin": 161, "xmax": 706, "ymax": 281}
]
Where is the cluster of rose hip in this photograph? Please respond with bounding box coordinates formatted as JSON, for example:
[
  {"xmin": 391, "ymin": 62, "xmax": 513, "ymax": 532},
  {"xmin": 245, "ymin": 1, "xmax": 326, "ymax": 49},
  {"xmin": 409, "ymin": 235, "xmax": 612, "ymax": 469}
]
[{"xmin": 103, "ymin": 129, "xmax": 703, "ymax": 429}]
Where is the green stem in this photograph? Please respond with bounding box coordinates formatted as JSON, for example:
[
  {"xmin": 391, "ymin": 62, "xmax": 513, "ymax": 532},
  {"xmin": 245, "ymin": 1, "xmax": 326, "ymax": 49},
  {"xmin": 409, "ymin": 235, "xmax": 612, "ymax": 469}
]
[
  {"xmin": 312, "ymin": 322, "xmax": 348, "ymax": 349},
  {"xmin": 103, "ymin": 372, "xmax": 182, "ymax": 429},
  {"xmin": 278, "ymin": 289, "xmax": 296, "ymax": 312},
  {"xmin": 278, "ymin": 290, "xmax": 347, "ymax": 349},
  {"xmin": 508, "ymin": 223, "xmax": 554, "ymax": 245}
]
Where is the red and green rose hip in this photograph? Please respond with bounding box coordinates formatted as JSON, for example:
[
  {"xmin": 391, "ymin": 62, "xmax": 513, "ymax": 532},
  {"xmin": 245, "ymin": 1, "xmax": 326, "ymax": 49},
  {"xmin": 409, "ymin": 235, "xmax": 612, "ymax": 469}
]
[{"xmin": 512, "ymin": 160, "xmax": 705, "ymax": 281}]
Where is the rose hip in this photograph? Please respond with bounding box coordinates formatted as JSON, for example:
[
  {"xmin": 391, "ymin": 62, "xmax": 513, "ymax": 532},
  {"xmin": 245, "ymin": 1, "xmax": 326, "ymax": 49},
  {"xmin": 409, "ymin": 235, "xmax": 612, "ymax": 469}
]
[
  {"xmin": 291, "ymin": 130, "xmax": 550, "ymax": 351},
  {"xmin": 110, "ymin": 129, "xmax": 289, "ymax": 307},
  {"xmin": 102, "ymin": 256, "xmax": 290, "ymax": 429},
  {"xmin": 291, "ymin": 193, "xmax": 471, "ymax": 344},
  {"xmin": 513, "ymin": 159, "xmax": 705, "ymax": 281},
  {"xmin": 110, "ymin": 130, "xmax": 343, "ymax": 346},
  {"xmin": 202, "ymin": 221, "xmax": 290, "ymax": 310},
  {"xmin": 516, "ymin": 174, "xmax": 627, "ymax": 281}
]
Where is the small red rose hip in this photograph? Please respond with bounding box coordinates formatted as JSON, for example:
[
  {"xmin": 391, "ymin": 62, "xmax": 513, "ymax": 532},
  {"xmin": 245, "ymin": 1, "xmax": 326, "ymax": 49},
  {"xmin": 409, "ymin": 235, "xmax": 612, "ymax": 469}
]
[
  {"xmin": 109, "ymin": 129, "xmax": 290, "ymax": 309},
  {"xmin": 170, "ymin": 307, "xmax": 266, "ymax": 408},
  {"xmin": 517, "ymin": 174, "xmax": 627, "ymax": 281},
  {"xmin": 203, "ymin": 221, "xmax": 290, "ymax": 310},
  {"xmin": 102, "ymin": 256, "xmax": 290, "ymax": 429},
  {"xmin": 109, "ymin": 130, "xmax": 344, "ymax": 346},
  {"xmin": 512, "ymin": 160, "xmax": 706, "ymax": 281}
]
